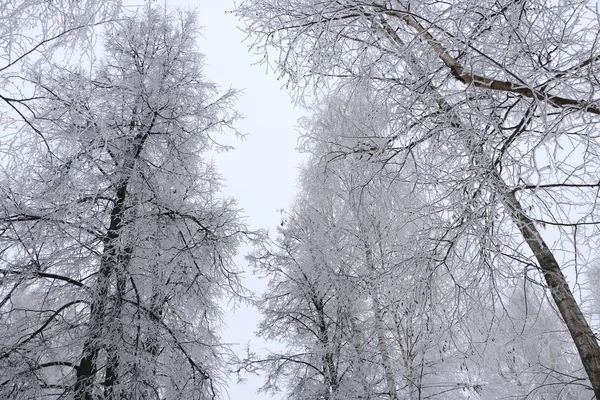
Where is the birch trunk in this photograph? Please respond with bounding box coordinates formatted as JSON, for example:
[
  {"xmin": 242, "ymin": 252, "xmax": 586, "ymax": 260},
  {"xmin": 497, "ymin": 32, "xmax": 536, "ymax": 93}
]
[
  {"xmin": 313, "ymin": 296, "xmax": 339, "ymax": 398},
  {"xmin": 366, "ymin": 248, "xmax": 399, "ymax": 400},
  {"xmin": 497, "ymin": 177, "xmax": 600, "ymax": 399},
  {"xmin": 372, "ymin": 294, "xmax": 399, "ymax": 400}
]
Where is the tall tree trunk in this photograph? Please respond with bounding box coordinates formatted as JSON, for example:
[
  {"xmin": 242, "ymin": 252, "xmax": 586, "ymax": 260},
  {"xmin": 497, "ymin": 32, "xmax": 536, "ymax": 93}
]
[
  {"xmin": 313, "ymin": 296, "xmax": 339, "ymax": 398},
  {"xmin": 348, "ymin": 314, "xmax": 374, "ymax": 399},
  {"xmin": 75, "ymin": 131, "xmax": 146, "ymax": 400},
  {"xmin": 104, "ymin": 261, "xmax": 128, "ymax": 400},
  {"xmin": 365, "ymin": 248, "xmax": 399, "ymax": 400},
  {"xmin": 372, "ymin": 293, "xmax": 399, "ymax": 400},
  {"xmin": 392, "ymin": 310, "xmax": 420, "ymax": 400},
  {"xmin": 497, "ymin": 177, "xmax": 600, "ymax": 398},
  {"xmin": 74, "ymin": 184, "xmax": 128, "ymax": 400},
  {"xmin": 143, "ymin": 283, "xmax": 166, "ymax": 382},
  {"xmin": 73, "ymin": 265, "xmax": 110, "ymax": 400}
]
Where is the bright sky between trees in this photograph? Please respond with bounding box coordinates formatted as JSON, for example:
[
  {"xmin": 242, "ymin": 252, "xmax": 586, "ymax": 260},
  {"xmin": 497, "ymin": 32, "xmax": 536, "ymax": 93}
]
[{"xmin": 193, "ymin": 2, "xmax": 303, "ymax": 399}]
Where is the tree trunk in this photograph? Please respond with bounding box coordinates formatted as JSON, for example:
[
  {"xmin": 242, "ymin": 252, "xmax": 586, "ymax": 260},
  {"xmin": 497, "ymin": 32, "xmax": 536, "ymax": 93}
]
[
  {"xmin": 74, "ymin": 127, "xmax": 148, "ymax": 400},
  {"xmin": 74, "ymin": 184, "xmax": 128, "ymax": 400},
  {"xmin": 392, "ymin": 310, "xmax": 420, "ymax": 400},
  {"xmin": 73, "ymin": 266, "xmax": 110, "ymax": 400},
  {"xmin": 365, "ymin": 247, "xmax": 399, "ymax": 400},
  {"xmin": 104, "ymin": 262, "xmax": 127, "ymax": 400},
  {"xmin": 313, "ymin": 296, "xmax": 339, "ymax": 398},
  {"xmin": 347, "ymin": 313, "xmax": 373, "ymax": 399},
  {"xmin": 498, "ymin": 178, "xmax": 600, "ymax": 398},
  {"xmin": 372, "ymin": 293, "xmax": 399, "ymax": 400}
]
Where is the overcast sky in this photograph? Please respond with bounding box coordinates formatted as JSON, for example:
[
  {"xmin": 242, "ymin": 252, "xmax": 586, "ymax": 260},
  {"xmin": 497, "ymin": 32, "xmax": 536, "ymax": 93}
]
[{"xmin": 190, "ymin": 1, "xmax": 304, "ymax": 398}]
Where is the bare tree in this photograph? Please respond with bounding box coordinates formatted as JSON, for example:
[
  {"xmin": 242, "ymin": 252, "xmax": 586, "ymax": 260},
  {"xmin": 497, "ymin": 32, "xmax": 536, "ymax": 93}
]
[
  {"xmin": 237, "ymin": 0, "xmax": 600, "ymax": 396},
  {"xmin": 1, "ymin": 5, "xmax": 248, "ymax": 399}
]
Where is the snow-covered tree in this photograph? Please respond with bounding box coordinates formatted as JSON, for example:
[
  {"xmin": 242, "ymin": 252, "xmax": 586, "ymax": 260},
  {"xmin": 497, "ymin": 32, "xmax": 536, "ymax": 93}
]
[
  {"xmin": 237, "ymin": 1, "xmax": 600, "ymax": 396},
  {"xmin": 0, "ymin": 6, "xmax": 247, "ymax": 399},
  {"xmin": 243, "ymin": 80, "xmax": 591, "ymax": 399},
  {"xmin": 243, "ymin": 87, "xmax": 444, "ymax": 399}
]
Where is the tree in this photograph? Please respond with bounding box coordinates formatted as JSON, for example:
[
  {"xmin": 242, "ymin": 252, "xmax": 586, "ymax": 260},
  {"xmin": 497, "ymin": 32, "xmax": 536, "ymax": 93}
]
[
  {"xmin": 237, "ymin": 0, "xmax": 600, "ymax": 396},
  {"xmin": 0, "ymin": 5, "xmax": 248, "ymax": 399},
  {"xmin": 245, "ymin": 87, "xmax": 459, "ymax": 399},
  {"xmin": 244, "ymin": 78, "xmax": 592, "ymax": 399}
]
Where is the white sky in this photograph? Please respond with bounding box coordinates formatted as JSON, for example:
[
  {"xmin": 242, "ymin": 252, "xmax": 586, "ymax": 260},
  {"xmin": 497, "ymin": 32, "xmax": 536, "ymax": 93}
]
[{"xmin": 191, "ymin": 1, "xmax": 304, "ymax": 399}]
